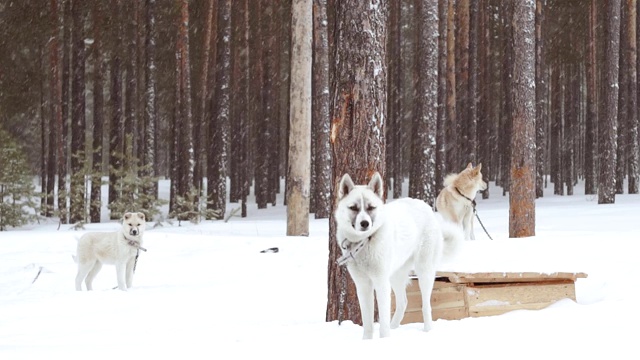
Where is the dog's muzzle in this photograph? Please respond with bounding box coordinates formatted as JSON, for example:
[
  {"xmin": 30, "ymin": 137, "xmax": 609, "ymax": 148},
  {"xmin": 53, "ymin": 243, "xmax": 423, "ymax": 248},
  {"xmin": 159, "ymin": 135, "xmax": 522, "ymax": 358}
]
[
  {"xmin": 354, "ymin": 219, "xmax": 371, "ymax": 232},
  {"xmin": 130, "ymin": 228, "xmax": 139, "ymax": 236}
]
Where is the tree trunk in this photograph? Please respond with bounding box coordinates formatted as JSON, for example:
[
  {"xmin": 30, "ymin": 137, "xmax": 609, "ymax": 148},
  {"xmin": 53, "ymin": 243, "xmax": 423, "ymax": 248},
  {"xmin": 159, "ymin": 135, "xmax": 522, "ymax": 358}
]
[
  {"xmin": 207, "ymin": 0, "xmax": 231, "ymax": 219},
  {"xmin": 236, "ymin": 0, "xmax": 250, "ymax": 217},
  {"xmin": 142, "ymin": 0, "xmax": 158, "ymax": 211},
  {"xmin": 124, "ymin": 0, "xmax": 139, "ymax": 171},
  {"xmin": 436, "ymin": 0, "xmax": 448, "ymax": 194},
  {"xmin": 550, "ymin": 66, "xmax": 563, "ymax": 195},
  {"xmin": 312, "ymin": 0, "xmax": 332, "ymax": 219},
  {"xmin": 615, "ymin": 3, "xmax": 628, "ymax": 195},
  {"xmin": 90, "ymin": 1, "xmax": 104, "ymax": 223},
  {"xmin": 175, "ymin": 0, "xmax": 195, "ymax": 218},
  {"xmin": 509, "ymin": 0, "xmax": 536, "ymax": 238},
  {"xmin": 59, "ymin": 0, "xmax": 71, "ymax": 224},
  {"xmin": 255, "ymin": 1, "xmax": 273, "ymax": 209},
  {"xmin": 585, "ymin": 0, "xmax": 598, "ymax": 195},
  {"xmin": 535, "ymin": 0, "xmax": 547, "ymax": 198},
  {"xmin": 598, "ymin": 0, "xmax": 620, "ymax": 204},
  {"xmin": 48, "ymin": 0, "xmax": 62, "ymax": 219},
  {"xmin": 445, "ymin": 0, "xmax": 457, "ymax": 172},
  {"xmin": 195, "ymin": 0, "xmax": 215, "ymax": 198},
  {"xmin": 326, "ymin": 0, "xmax": 388, "ymax": 326},
  {"xmin": 499, "ymin": 2, "xmax": 513, "ymax": 194},
  {"xmin": 565, "ymin": 64, "xmax": 576, "ymax": 196},
  {"xmin": 626, "ymin": 0, "xmax": 639, "ymax": 194},
  {"xmin": 286, "ymin": 0, "xmax": 312, "ymax": 236},
  {"xmin": 70, "ymin": 0, "xmax": 86, "ymax": 224},
  {"xmin": 387, "ymin": 0, "xmax": 403, "ymax": 199},
  {"xmin": 248, "ymin": 1, "xmax": 263, "ymax": 208},
  {"xmin": 277, "ymin": 2, "xmax": 292, "ymax": 206},
  {"xmin": 109, "ymin": 0, "xmax": 124, "ymax": 219},
  {"xmin": 411, "ymin": 0, "xmax": 438, "ymax": 205},
  {"xmin": 457, "ymin": 0, "xmax": 470, "ymax": 166},
  {"xmin": 467, "ymin": 0, "xmax": 479, "ymax": 165}
]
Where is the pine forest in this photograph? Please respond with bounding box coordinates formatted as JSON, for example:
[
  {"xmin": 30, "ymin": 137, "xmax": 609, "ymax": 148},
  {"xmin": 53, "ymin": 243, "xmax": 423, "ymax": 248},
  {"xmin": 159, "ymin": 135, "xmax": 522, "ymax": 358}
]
[{"xmin": 0, "ymin": 0, "xmax": 638, "ymax": 233}]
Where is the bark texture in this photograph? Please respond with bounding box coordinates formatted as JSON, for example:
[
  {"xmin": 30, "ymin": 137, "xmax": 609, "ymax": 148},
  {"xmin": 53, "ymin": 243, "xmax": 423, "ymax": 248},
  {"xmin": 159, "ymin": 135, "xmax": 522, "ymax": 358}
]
[
  {"xmin": 286, "ymin": 0, "xmax": 312, "ymax": 236},
  {"xmin": 509, "ymin": 0, "xmax": 536, "ymax": 238},
  {"xmin": 326, "ymin": 0, "xmax": 388, "ymax": 326}
]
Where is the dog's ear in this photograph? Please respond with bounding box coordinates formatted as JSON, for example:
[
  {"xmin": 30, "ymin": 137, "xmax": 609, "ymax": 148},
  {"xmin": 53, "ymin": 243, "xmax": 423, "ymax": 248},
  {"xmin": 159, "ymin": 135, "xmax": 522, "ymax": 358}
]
[
  {"xmin": 476, "ymin": 163, "xmax": 482, "ymax": 172},
  {"xmin": 368, "ymin": 172, "xmax": 384, "ymax": 199},
  {"xmin": 338, "ymin": 173, "xmax": 355, "ymax": 200},
  {"xmin": 466, "ymin": 162, "xmax": 473, "ymax": 170},
  {"xmin": 138, "ymin": 212, "xmax": 146, "ymax": 221},
  {"xmin": 123, "ymin": 212, "xmax": 131, "ymax": 220}
]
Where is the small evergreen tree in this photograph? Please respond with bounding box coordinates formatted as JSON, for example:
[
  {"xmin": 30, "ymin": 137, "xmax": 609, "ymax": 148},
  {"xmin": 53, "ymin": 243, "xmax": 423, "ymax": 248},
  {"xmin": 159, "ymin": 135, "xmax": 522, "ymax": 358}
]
[
  {"xmin": 107, "ymin": 151, "xmax": 166, "ymax": 222},
  {"xmin": 169, "ymin": 187, "xmax": 221, "ymax": 226},
  {"xmin": 0, "ymin": 129, "xmax": 40, "ymax": 230}
]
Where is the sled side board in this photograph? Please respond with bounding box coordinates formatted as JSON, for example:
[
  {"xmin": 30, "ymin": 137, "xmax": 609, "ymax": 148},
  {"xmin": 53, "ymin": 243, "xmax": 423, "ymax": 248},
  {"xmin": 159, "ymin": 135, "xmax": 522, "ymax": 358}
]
[{"xmin": 393, "ymin": 271, "xmax": 587, "ymax": 324}]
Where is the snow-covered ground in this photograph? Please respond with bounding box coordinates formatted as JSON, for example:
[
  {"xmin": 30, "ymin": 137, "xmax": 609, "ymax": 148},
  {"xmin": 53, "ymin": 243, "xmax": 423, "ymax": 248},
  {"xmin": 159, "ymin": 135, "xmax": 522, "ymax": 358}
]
[{"xmin": 1, "ymin": 179, "xmax": 638, "ymax": 359}]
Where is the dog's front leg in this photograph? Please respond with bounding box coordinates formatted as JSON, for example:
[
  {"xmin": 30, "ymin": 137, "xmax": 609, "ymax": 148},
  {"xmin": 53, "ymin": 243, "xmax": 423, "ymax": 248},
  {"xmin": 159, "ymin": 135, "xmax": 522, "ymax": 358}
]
[
  {"xmin": 125, "ymin": 257, "xmax": 135, "ymax": 288},
  {"xmin": 463, "ymin": 210, "xmax": 474, "ymax": 240},
  {"xmin": 373, "ymin": 280, "xmax": 392, "ymax": 338},
  {"xmin": 115, "ymin": 262, "xmax": 128, "ymax": 291},
  {"xmin": 352, "ymin": 273, "xmax": 375, "ymax": 339},
  {"xmin": 468, "ymin": 212, "xmax": 476, "ymax": 240}
]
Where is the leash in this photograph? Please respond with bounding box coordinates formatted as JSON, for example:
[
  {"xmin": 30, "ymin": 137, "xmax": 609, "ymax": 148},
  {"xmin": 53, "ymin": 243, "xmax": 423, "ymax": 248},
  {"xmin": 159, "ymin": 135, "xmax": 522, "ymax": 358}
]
[
  {"xmin": 111, "ymin": 240, "xmax": 146, "ymax": 290},
  {"xmin": 127, "ymin": 239, "xmax": 147, "ymax": 273},
  {"xmin": 474, "ymin": 210, "xmax": 493, "ymax": 240},
  {"xmin": 455, "ymin": 187, "xmax": 493, "ymax": 240}
]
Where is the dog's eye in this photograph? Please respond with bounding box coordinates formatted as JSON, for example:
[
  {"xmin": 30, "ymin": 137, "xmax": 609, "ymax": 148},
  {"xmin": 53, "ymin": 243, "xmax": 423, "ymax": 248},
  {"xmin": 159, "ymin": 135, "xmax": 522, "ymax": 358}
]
[
  {"xmin": 348, "ymin": 205, "xmax": 359, "ymax": 211},
  {"xmin": 366, "ymin": 205, "xmax": 376, "ymax": 211}
]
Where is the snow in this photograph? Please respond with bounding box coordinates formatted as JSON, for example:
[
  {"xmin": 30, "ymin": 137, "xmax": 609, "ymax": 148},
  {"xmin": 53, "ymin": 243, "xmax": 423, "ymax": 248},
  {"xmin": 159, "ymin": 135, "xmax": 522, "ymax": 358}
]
[{"xmin": 1, "ymin": 179, "xmax": 639, "ymax": 359}]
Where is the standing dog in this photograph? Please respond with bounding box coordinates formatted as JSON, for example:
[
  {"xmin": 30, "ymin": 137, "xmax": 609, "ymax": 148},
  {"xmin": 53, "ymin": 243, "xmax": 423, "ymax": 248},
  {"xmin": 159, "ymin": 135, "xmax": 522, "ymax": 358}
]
[
  {"xmin": 436, "ymin": 163, "xmax": 487, "ymax": 240},
  {"xmin": 74, "ymin": 212, "xmax": 146, "ymax": 291},
  {"xmin": 335, "ymin": 172, "xmax": 463, "ymax": 339}
]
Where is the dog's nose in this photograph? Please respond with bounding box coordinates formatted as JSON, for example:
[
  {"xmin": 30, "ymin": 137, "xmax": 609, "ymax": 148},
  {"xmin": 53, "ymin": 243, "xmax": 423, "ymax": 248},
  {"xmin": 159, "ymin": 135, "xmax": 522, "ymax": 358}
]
[
  {"xmin": 360, "ymin": 220, "xmax": 369, "ymax": 229},
  {"xmin": 131, "ymin": 229, "xmax": 138, "ymax": 235}
]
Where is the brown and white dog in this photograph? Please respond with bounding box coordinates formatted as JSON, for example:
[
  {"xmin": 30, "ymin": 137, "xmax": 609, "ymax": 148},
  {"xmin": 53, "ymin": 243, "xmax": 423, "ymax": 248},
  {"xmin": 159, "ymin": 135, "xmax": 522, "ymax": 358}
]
[{"xmin": 436, "ymin": 163, "xmax": 487, "ymax": 240}]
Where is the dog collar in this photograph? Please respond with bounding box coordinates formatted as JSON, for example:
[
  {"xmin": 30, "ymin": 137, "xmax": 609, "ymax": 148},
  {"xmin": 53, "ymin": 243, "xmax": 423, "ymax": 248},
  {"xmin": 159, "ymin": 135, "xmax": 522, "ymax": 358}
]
[
  {"xmin": 337, "ymin": 237, "xmax": 371, "ymax": 266},
  {"xmin": 455, "ymin": 187, "xmax": 477, "ymax": 210},
  {"xmin": 126, "ymin": 238, "xmax": 147, "ymax": 252}
]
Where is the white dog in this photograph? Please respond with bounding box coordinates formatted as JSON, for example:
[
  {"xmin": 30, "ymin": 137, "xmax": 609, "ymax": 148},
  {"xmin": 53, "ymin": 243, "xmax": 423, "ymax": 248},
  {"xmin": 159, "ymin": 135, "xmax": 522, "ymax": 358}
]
[
  {"xmin": 436, "ymin": 163, "xmax": 488, "ymax": 240},
  {"xmin": 74, "ymin": 212, "xmax": 146, "ymax": 291},
  {"xmin": 335, "ymin": 172, "xmax": 463, "ymax": 339}
]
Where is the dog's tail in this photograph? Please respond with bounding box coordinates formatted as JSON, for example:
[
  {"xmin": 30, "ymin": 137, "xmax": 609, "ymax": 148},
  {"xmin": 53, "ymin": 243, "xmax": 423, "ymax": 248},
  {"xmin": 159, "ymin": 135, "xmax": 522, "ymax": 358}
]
[
  {"xmin": 437, "ymin": 213, "xmax": 464, "ymax": 261},
  {"xmin": 442, "ymin": 173, "xmax": 457, "ymax": 187}
]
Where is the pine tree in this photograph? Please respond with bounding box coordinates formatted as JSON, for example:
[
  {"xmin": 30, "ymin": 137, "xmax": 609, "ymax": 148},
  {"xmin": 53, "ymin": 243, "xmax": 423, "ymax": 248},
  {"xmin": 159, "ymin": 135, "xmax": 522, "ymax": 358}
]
[
  {"xmin": 107, "ymin": 152, "xmax": 166, "ymax": 222},
  {"xmin": 0, "ymin": 130, "xmax": 40, "ymax": 231}
]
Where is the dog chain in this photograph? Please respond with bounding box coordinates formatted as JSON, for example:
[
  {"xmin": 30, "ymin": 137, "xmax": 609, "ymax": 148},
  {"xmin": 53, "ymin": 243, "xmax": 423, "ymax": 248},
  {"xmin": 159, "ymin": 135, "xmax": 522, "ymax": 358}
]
[
  {"xmin": 337, "ymin": 238, "xmax": 370, "ymax": 266},
  {"xmin": 127, "ymin": 239, "xmax": 147, "ymax": 252}
]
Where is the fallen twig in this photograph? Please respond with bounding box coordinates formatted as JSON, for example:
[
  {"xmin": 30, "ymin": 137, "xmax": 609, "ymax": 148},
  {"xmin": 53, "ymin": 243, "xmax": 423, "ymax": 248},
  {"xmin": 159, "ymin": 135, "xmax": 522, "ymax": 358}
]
[
  {"xmin": 224, "ymin": 207, "xmax": 241, "ymax": 223},
  {"xmin": 31, "ymin": 266, "xmax": 43, "ymax": 284}
]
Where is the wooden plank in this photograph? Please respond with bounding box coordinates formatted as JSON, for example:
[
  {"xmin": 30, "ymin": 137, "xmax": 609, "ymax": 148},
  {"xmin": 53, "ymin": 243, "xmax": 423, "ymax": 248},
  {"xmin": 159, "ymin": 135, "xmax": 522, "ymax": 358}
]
[
  {"xmin": 467, "ymin": 281, "xmax": 576, "ymax": 318},
  {"xmin": 392, "ymin": 272, "xmax": 584, "ymax": 324},
  {"xmin": 393, "ymin": 279, "xmax": 468, "ymax": 323},
  {"xmin": 436, "ymin": 271, "xmax": 587, "ymax": 284}
]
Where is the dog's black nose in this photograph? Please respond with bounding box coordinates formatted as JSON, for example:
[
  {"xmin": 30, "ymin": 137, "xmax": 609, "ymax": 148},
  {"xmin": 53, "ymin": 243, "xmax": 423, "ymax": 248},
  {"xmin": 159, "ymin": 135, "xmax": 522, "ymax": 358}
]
[
  {"xmin": 131, "ymin": 229, "xmax": 138, "ymax": 235},
  {"xmin": 360, "ymin": 220, "xmax": 369, "ymax": 229}
]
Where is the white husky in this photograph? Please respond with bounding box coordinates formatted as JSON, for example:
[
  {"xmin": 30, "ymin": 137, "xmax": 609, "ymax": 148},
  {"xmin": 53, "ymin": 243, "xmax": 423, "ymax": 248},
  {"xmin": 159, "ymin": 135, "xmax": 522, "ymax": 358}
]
[
  {"xmin": 74, "ymin": 212, "xmax": 146, "ymax": 291},
  {"xmin": 335, "ymin": 172, "xmax": 463, "ymax": 339}
]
